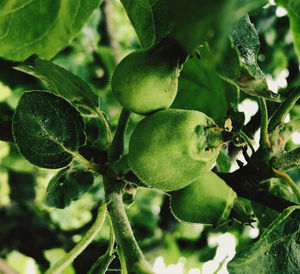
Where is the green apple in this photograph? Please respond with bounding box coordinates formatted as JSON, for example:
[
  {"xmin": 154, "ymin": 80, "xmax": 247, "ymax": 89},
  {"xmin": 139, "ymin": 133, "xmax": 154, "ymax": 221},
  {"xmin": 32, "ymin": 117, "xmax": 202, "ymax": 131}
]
[
  {"xmin": 170, "ymin": 171, "xmax": 237, "ymax": 225},
  {"xmin": 111, "ymin": 44, "xmax": 182, "ymax": 115},
  {"xmin": 128, "ymin": 109, "xmax": 228, "ymax": 191}
]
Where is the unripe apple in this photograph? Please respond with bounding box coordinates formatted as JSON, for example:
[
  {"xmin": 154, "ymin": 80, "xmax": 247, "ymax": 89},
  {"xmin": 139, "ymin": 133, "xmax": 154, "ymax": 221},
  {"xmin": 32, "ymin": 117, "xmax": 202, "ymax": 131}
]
[
  {"xmin": 111, "ymin": 42, "xmax": 184, "ymax": 115},
  {"xmin": 128, "ymin": 109, "xmax": 229, "ymax": 191},
  {"xmin": 170, "ymin": 171, "xmax": 237, "ymax": 225}
]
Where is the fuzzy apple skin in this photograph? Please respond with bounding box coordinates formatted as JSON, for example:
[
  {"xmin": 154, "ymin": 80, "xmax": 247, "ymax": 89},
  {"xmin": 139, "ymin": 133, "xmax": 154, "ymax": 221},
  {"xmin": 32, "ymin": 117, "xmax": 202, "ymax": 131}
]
[
  {"xmin": 128, "ymin": 109, "xmax": 223, "ymax": 191},
  {"xmin": 111, "ymin": 49, "xmax": 180, "ymax": 115},
  {"xmin": 170, "ymin": 171, "xmax": 237, "ymax": 225}
]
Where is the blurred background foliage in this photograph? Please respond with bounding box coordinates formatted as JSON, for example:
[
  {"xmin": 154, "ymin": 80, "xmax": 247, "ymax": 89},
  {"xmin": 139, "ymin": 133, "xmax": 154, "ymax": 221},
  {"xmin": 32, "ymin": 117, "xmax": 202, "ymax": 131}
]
[{"xmin": 0, "ymin": 1, "xmax": 299, "ymax": 273}]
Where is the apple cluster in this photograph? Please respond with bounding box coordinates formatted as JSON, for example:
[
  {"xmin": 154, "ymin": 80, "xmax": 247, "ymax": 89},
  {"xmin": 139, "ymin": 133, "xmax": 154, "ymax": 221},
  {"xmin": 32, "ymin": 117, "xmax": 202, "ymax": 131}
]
[{"xmin": 111, "ymin": 41, "xmax": 237, "ymax": 226}]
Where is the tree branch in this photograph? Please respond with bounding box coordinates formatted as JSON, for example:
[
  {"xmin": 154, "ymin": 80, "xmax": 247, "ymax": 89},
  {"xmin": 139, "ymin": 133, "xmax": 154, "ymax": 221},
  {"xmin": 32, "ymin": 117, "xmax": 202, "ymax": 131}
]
[{"xmin": 218, "ymin": 159, "xmax": 297, "ymax": 213}]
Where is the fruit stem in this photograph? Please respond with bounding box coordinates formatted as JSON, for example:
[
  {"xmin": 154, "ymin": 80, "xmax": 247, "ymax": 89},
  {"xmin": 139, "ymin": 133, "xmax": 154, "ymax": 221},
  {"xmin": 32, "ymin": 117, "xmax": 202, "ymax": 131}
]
[
  {"xmin": 259, "ymin": 97, "xmax": 271, "ymax": 149},
  {"xmin": 103, "ymin": 176, "xmax": 153, "ymax": 273},
  {"xmin": 269, "ymin": 88, "xmax": 300, "ymax": 132},
  {"xmin": 45, "ymin": 203, "xmax": 107, "ymax": 274},
  {"xmin": 109, "ymin": 108, "xmax": 131, "ymax": 163}
]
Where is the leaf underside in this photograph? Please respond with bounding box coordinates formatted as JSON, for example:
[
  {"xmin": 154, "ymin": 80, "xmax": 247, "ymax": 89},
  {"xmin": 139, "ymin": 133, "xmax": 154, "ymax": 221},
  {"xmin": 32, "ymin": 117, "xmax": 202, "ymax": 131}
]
[
  {"xmin": 15, "ymin": 55, "xmax": 99, "ymax": 112},
  {"xmin": 45, "ymin": 166, "xmax": 94, "ymax": 209}
]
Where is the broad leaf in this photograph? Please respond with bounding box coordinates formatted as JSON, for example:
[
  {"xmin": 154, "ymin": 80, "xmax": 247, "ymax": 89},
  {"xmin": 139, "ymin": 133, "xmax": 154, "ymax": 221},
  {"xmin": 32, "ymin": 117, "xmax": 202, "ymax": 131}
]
[
  {"xmin": 44, "ymin": 166, "xmax": 94, "ymax": 209},
  {"xmin": 13, "ymin": 91, "xmax": 86, "ymax": 169},
  {"xmin": 166, "ymin": 0, "xmax": 268, "ymax": 53},
  {"xmin": 0, "ymin": 0, "xmax": 103, "ymax": 61},
  {"xmin": 251, "ymin": 179, "xmax": 295, "ymax": 228},
  {"xmin": 276, "ymin": 0, "xmax": 300, "ymax": 60},
  {"xmin": 120, "ymin": 0, "xmax": 171, "ymax": 48},
  {"xmin": 216, "ymin": 148, "xmax": 231, "ymax": 173},
  {"xmin": 120, "ymin": 0, "xmax": 267, "ymax": 50},
  {"xmin": 231, "ymin": 15, "xmax": 264, "ymax": 78},
  {"xmin": 227, "ymin": 104, "xmax": 246, "ymax": 132},
  {"xmin": 150, "ymin": 0, "xmax": 170, "ymax": 45},
  {"xmin": 228, "ymin": 206, "xmax": 300, "ymax": 273},
  {"xmin": 15, "ymin": 55, "xmax": 99, "ymax": 112},
  {"xmin": 217, "ymin": 15, "xmax": 280, "ymax": 101},
  {"xmin": 172, "ymin": 46, "xmax": 237, "ymax": 126},
  {"xmin": 120, "ymin": 0, "xmax": 156, "ymax": 48}
]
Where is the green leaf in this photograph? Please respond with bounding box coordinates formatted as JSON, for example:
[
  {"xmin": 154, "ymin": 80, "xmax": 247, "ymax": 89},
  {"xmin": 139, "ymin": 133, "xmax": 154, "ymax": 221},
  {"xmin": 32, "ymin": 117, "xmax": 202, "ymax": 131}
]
[
  {"xmin": 88, "ymin": 214, "xmax": 115, "ymax": 274},
  {"xmin": 0, "ymin": 0, "xmax": 103, "ymax": 61},
  {"xmin": 166, "ymin": 0, "xmax": 268, "ymax": 53},
  {"xmin": 12, "ymin": 91, "xmax": 86, "ymax": 169},
  {"xmin": 87, "ymin": 251, "xmax": 115, "ymax": 274},
  {"xmin": 15, "ymin": 55, "xmax": 99, "ymax": 112},
  {"xmin": 171, "ymin": 46, "xmax": 237, "ymax": 126},
  {"xmin": 217, "ymin": 15, "xmax": 280, "ymax": 102},
  {"xmin": 216, "ymin": 148, "xmax": 231, "ymax": 173},
  {"xmin": 118, "ymin": 0, "xmax": 170, "ymax": 47},
  {"xmin": 44, "ymin": 166, "xmax": 94, "ymax": 209},
  {"xmin": 227, "ymin": 104, "xmax": 246, "ymax": 131},
  {"xmin": 228, "ymin": 206, "xmax": 300, "ymax": 273},
  {"xmin": 231, "ymin": 15, "xmax": 264, "ymax": 78},
  {"xmin": 120, "ymin": 0, "xmax": 156, "ymax": 48},
  {"xmin": 121, "ymin": 0, "xmax": 267, "ymax": 50},
  {"xmin": 252, "ymin": 179, "xmax": 296, "ymax": 227},
  {"xmin": 276, "ymin": 0, "xmax": 300, "ymax": 60},
  {"xmin": 150, "ymin": 0, "xmax": 171, "ymax": 45}
]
